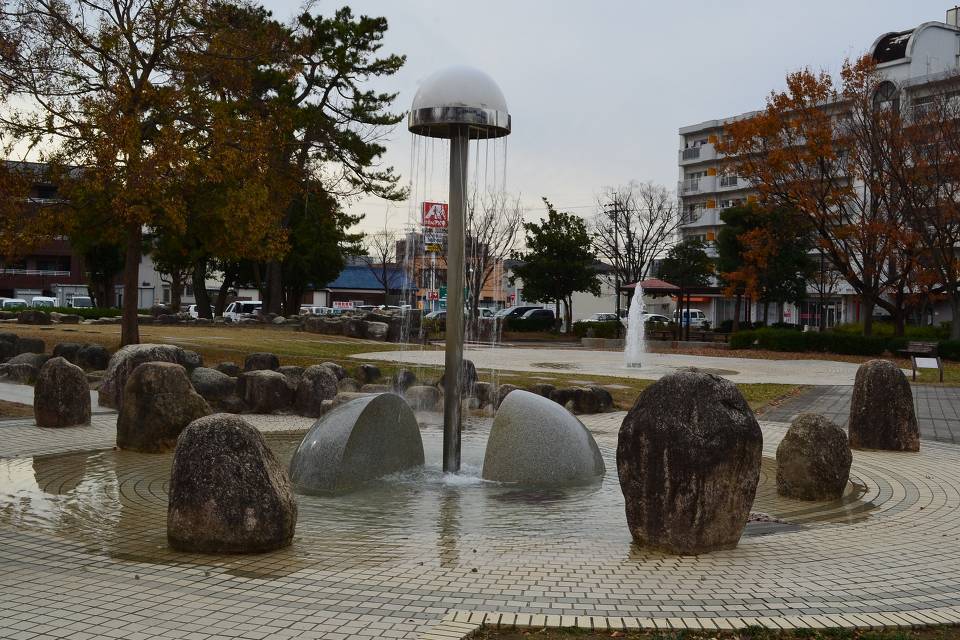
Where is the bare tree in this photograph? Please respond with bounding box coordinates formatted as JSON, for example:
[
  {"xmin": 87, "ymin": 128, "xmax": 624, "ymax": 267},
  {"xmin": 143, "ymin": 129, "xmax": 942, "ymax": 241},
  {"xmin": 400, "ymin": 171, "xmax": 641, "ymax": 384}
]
[
  {"xmin": 593, "ymin": 181, "xmax": 680, "ymax": 310},
  {"xmin": 462, "ymin": 191, "xmax": 523, "ymax": 333},
  {"xmin": 361, "ymin": 223, "xmax": 400, "ymax": 303}
]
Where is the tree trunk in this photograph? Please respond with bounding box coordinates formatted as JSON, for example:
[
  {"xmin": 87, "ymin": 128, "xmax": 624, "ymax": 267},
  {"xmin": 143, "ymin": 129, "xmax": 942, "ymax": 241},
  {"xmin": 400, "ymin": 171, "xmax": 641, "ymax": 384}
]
[
  {"xmin": 170, "ymin": 276, "xmax": 183, "ymax": 312},
  {"xmin": 951, "ymin": 294, "xmax": 960, "ymax": 341},
  {"xmin": 120, "ymin": 222, "xmax": 141, "ymax": 346},
  {"xmin": 674, "ymin": 291, "xmax": 683, "ymax": 340},
  {"xmin": 684, "ymin": 292, "xmax": 692, "ymax": 341},
  {"xmin": 214, "ymin": 277, "xmax": 232, "ymax": 317},
  {"xmin": 265, "ymin": 261, "xmax": 283, "ymax": 314},
  {"xmin": 732, "ymin": 293, "xmax": 742, "ymax": 333},
  {"xmin": 192, "ymin": 262, "xmax": 212, "ymax": 319},
  {"xmin": 893, "ymin": 290, "xmax": 906, "ymax": 337},
  {"xmin": 863, "ymin": 297, "xmax": 875, "ymax": 336},
  {"xmin": 762, "ymin": 300, "xmax": 770, "ymax": 325},
  {"xmin": 564, "ymin": 295, "xmax": 573, "ymax": 333},
  {"xmin": 554, "ymin": 298, "xmax": 561, "ymax": 331},
  {"xmin": 819, "ymin": 292, "xmax": 827, "ymax": 332},
  {"xmin": 286, "ymin": 285, "xmax": 302, "ymax": 316}
]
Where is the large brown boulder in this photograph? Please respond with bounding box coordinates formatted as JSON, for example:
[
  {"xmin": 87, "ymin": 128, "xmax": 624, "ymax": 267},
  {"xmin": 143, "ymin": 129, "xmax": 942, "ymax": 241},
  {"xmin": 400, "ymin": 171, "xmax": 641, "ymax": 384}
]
[
  {"xmin": 17, "ymin": 309, "xmax": 51, "ymax": 325},
  {"xmin": 495, "ymin": 384, "xmax": 519, "ymax": 409},
  {"xmin": 294, "ymin": 365, "xmax": 338, "ymax": 417},
  {"xmin": 52, "ymin": 343, "xmax": 83, "ymax": 364},
  {"xmin": 848, "ymin": 359, "xmax": 919, "ymax": 451},
  {"xmin": 77, "ymin": 344, "xmax": 110, "ymax": 371},
  {"xmin": 617, "ymin": 371, "xmax": 762, "ymax": 555},
  {"xmin": 99, "ymin": 344, "xmax": 196, "ymax": 410},
  {"xmin": 190, "ymin": 367, "xmax": 238, "ymax": 406},
  {"xmin": 321, "ymin": 362, "xmax": 348, "ymax": 380},
  {"xmin": 0, "ymin": 363, "xmax": 37, "ymax": 383},
  {"xmin": 777, "ymin": 413, "xmax": 851, "ymax": 500},
  {"xmin": 116, "ymin": 362, "xmax": 211, "ymax": 452},
  {"xmin": 15, "ymin": 337, "xmax": 44, "ymax": 355},
  {"xmin": 167, "ymin": 414, "xmax": 297, "ymax": 553},
  {"xmin": 237, "ymin": 370, "xmax": 295, "ymax": 413},
  {"xmin": 33, "ymin": 357, "xmax": 91, "ymax": 428},
  {"xmin": 243, "ymin": 352, "xmax": 280, "ymax": 372}
]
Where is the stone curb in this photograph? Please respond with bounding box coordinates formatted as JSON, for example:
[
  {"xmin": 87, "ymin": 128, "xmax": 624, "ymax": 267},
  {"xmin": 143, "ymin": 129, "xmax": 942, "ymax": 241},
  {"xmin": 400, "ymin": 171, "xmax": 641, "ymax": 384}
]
[{"xmin": 418, "ymin": 608, "xmax": 960, "ymax": 639}]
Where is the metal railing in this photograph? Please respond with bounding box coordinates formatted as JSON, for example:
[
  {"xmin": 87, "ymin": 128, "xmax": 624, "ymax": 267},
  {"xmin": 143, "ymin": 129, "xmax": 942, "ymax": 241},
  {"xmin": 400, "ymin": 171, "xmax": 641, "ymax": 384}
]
[
  {"xmin": 681, "ymin": 147, "xmax": 701, "ymax": 160},
  {"xmin": 719, "ymin": 175, "xmax": 739, "ymax": 187},
  {"xmin": 680, "ymin": 177, "xmax": 701, "ymax": 194},
  {"xmin": 0, "ymin": 269, "xmax": 71, "ymax": 276}
]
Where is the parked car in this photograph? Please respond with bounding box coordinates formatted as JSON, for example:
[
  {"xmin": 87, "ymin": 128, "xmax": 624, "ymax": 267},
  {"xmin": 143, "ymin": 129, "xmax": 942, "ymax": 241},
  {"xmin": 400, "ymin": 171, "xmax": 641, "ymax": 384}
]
[
  {"xmin": 521, "ymin": 308, "xmax": 556, "ymax": 321},
  {"xmin": 356, "ymin": 305, "xmax": 378, "ymax": 312},
  {"xmin": 494, "ymin": 305, "xmax": 543, "ymax": 320},
  {"xmin": 673, "ymin": 308, "xmax": 709, "ymax": 328},
  {"xmin": 578, "ymin": 312, "xmax": 617, "ymax": 323},
  {"xmin": 187, "ymin": 305, "xmax": 199, "ymax": 319},
  {"xmin": 223, "ymin": 300, "xmax": 263, "ymax": 321},
  {"xmin": 69, "ymin": 296, "xmax": 93, "ymax": 309},
  {"xmin": 642, "ymin": 313, "xmax": 671, "ymax": 324},
  {"xmin": 31, "ymin": 296, "xmax": 57, "ymax": 308},
  {"xmin": 424, "ymin": 310, "xmax": 446, "ymax": 321},
  {"xmin": 1, "ymin": 298, "xmax": 28, "ymax": 310}
]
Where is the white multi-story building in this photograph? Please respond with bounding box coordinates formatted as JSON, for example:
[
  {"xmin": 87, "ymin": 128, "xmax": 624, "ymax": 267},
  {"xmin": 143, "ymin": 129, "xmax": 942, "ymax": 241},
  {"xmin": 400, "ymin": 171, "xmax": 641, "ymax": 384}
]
[{"xmin": 677, "ymin": 9, "xmax": 960, "ymax": 329}]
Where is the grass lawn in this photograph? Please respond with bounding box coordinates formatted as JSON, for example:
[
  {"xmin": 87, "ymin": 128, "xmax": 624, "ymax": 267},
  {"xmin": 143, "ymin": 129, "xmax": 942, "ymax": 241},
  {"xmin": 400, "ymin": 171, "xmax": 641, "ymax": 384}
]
[
  {"xmin": 0, "ymin": 323, "xmax": 798, "ymax": 412},
  {"xmin": 469, "ymin": 626, "xmax": 960, "ymax": 640},
  {"xmin": 0, "ymin": 399, "xmax": 32, "ymax": 419}
]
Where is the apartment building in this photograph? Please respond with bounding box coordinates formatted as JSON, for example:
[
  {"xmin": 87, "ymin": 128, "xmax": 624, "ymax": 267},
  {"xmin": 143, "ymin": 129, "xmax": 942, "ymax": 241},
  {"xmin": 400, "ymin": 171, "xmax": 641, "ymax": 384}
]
[{"xmin": 676, "ymin": 9, "xmax": 960, "ymax": 328}]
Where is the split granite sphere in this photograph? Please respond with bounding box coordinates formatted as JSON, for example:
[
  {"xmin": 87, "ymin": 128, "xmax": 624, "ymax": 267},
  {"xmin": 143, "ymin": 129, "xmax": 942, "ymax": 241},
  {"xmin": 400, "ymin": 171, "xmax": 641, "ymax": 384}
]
[
  {"xmin": 617, "ymin": 371, "xmax": 763, "ymax": 555},
  {"xmin": 481, "ymin": 390, "xmax": 605, "ymax": 485},
  {"xmin": 288, "ymin": 393, "xmax": 425, "ymax": 494}
]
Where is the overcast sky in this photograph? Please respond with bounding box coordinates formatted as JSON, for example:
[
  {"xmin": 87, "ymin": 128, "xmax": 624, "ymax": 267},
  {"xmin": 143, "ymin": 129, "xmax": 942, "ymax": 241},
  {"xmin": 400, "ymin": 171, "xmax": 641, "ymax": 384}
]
[{"xmin": 266, "ymin": 0, "xmax": 943, "ymax": 232}]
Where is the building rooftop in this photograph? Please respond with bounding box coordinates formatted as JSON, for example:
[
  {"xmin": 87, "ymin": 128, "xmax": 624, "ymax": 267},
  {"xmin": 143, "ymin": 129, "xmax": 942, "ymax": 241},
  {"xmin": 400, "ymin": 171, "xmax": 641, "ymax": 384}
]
[{"xmin": 322, "ymin": 264, "xmax": 411, "ymax": 291}]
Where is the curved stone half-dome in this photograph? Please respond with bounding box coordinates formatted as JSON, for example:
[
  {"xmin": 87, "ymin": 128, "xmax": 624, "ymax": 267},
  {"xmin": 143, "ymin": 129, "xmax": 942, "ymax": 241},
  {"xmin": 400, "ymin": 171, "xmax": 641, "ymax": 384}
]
[
  {"xmin": 482, "ymin": 390, "xmax": 605, "ymax": 485},
  {"xmin": 289, "ymin": 393, "xmax": 424, "ymax": 494},
  {"xmin": 409, "ymin": 66, "xmax": 511, "ymax": 139}
]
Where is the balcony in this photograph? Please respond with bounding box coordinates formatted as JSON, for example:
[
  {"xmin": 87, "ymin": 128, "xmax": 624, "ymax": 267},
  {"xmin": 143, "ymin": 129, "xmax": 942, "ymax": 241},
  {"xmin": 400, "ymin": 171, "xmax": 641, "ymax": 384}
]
[
  {"xmin": 678, "ymin": 143, "xmax": 717, "ymax": 165},
  {"xmin": 718, "ymin": 175, "xmax": 744, "ymax": 190},
  {"xmin": 680, "ymin": 208, "xmax": 721, "ymax": 229},
  {"xmin": 679, "ymin": 175, "xmax": 716, "ymax": 195}
]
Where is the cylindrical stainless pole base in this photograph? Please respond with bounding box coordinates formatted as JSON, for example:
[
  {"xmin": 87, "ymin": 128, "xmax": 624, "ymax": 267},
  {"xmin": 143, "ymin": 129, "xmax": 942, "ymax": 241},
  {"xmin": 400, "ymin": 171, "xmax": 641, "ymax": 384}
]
[{"xmin": 443, "ymin": 129, "xmax": 469, "ymax": 473}]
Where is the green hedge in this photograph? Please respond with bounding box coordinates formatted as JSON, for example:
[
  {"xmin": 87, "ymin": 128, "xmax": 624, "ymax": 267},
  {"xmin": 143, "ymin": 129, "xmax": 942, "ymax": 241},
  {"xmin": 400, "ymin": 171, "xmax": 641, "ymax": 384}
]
[
  {"xmin": 572, "ymin": 320, "xmax": 621, "ymax": 339},
  {"xmin": 731, "ymin": 328, "xmax": 896, "ymax": 356}
]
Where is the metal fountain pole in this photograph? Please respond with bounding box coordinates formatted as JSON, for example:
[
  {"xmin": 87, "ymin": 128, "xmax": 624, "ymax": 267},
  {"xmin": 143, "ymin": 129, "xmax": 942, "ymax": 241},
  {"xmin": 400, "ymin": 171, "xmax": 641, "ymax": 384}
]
[{"xmin": 443, "ymin": 126, "xmax": 468, "ymax": 473}]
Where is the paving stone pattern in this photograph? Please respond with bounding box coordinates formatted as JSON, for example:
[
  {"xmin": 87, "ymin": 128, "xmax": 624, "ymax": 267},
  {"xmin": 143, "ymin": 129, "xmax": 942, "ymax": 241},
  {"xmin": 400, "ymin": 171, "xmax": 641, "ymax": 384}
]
[
  {"xmin": 5, "ymin": 406, "xmax": 960, "ymax": 637},
  {"xmin": 763, "ymin": 384, "xmax": 960, "ymax": 444}
]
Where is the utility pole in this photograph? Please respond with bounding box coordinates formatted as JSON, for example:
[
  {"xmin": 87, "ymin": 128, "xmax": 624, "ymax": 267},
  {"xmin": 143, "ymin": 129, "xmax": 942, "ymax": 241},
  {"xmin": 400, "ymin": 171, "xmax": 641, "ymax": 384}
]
[{"xmin": 604, "ymin": 198, "xmax": 623, "ymax": 334}]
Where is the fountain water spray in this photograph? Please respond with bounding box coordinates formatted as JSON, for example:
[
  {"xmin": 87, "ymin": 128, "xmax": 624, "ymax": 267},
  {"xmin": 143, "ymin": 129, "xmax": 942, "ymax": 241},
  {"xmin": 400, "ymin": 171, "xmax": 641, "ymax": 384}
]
[
  {"xmin": 624, "ymin": 285, "xmax": 645, "ymax": 368},
  {"xmin": 409, "ymin": 67, "xmax": 511, "ymax": 472}
]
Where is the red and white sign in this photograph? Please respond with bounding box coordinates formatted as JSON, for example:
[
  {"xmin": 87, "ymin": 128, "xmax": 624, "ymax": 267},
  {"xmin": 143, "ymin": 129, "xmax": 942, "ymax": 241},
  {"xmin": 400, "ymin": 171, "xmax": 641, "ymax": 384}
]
[
  {"xmin": 333, "ymin": 301, "xmax": 354, "ymax": 309},
  {"xmin": 427, "ymin": 290, "xmax": 439, "ymax": 301},
  {"xmin": 422, "ymin": 202, "xmax": 448, "ymax": 228}
]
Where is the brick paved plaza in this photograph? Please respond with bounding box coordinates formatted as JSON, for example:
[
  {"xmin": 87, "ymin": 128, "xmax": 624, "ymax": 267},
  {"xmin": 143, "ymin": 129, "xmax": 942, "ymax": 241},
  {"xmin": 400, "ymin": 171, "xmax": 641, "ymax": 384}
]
[
  {"xmin": 4, "ymin": 388, "xmax": 960, "ymax": 639},
  {"xmin": 764, "ymin": 385, "xmax": 960, "ymax": 444}
]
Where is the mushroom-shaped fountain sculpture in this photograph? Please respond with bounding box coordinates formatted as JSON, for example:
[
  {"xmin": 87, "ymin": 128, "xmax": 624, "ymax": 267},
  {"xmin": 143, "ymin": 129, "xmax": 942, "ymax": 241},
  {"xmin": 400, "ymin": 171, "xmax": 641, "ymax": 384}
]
[{"xmin": 409, "ymin": 66, "xmax": 511, "ymax": 473}]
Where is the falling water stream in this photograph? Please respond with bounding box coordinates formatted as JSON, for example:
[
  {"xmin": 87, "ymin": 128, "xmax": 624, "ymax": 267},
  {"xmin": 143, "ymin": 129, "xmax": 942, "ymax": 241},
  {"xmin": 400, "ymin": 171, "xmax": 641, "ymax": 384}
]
[{"xmin": 624, "ymin": 285, "xmax": 645, "ymax": 368}]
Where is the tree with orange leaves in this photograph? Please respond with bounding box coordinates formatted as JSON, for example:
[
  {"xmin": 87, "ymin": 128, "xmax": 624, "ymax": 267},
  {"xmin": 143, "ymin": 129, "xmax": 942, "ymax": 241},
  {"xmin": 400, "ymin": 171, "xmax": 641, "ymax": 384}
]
[{"xmin": 717, "ymin": 57, "xmax": 922, "ymax": 335}]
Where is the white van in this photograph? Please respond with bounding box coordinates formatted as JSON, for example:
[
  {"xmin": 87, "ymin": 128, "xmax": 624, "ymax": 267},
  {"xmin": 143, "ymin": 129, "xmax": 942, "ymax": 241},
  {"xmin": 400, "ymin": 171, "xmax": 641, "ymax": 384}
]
[
  {"xmin": 31, "ymin": 296, "xmax": 57, "ymax": 308},
  {"xmin": 69, "ymin": 296, "xmax": 93, "ymax": 309},
  {"xmin": 674, "ymin": 308, "xmax": 709, "ymax": 328},
  {"xmin": 223, "ymin": 300, "xmax": 262, "ymax": 321},
  {"xmin": 1, "ymin": 298, "xmax": 28, "ymax": 310}
]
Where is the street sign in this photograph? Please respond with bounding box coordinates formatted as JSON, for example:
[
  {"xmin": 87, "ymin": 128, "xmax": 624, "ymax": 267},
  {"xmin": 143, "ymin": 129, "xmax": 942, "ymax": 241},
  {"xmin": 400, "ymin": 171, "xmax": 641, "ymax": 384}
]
[
  {"xmin": 439, "ymin": 286, "xmax": 447, "ymax": 298},
  {"xmin": 427, "ymin": 289, "xmax": 439, "ymax": 301},
  {"xmin": 333, "ymin": 301, "xmax": 354, "ymax": 309},
  {"xmin": 422, "ymin": 202, "xmax": 448, "ymax": 228}
]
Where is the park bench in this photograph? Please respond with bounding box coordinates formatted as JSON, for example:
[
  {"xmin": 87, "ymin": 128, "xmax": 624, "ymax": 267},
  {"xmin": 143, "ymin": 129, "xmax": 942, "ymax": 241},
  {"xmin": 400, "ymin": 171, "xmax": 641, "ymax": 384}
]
[{"xmin": 899, "ymin": 341, "xmax": 943, "ymax": 382}]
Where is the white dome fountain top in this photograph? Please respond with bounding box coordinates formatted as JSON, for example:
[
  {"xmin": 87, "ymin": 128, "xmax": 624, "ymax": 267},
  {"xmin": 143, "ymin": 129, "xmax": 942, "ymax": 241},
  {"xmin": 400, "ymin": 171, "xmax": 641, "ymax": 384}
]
[
  {"xmin": 408, "ymin": 65, "xmax": 512, "ymax": 473},
  {"xmin": 408, "ymin": 66, "xmax": 511, "ymax": 139}
]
